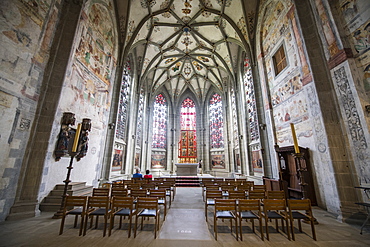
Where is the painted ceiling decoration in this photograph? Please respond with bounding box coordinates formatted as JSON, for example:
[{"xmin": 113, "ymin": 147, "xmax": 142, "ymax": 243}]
[{"xmin": 124, "ymin": 0, "xmax": 256, "ymax": 101}]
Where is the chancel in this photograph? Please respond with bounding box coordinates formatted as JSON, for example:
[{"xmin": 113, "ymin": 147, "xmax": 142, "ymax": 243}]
[{"xmin": 1, "ymin": 0, "xmax": 370, "ymax": 245}]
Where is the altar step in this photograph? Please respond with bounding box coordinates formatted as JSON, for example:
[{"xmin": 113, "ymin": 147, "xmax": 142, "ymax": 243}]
[{"xmin": 175, "ymin": 177, "xmax": 201, "ymax": 187}]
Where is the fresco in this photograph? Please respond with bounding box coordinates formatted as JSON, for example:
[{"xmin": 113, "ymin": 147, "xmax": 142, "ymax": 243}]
[
  {"xmin": 151, "ymin": 153, "xmax": 166, "ymax": 169},
  {"xmin": 211, "ymin": 154, "xmax": 225, "ymax": 169},
  {"xmin": 74, "ymin": 2, "xmax": 116, "ymax": 86},
  {"xmin": 112, "ymin": 149, "xmax": 122, "ymax": 171},
  {"xmin": 252, "ymin": 150, "xmax": 263, "ymax": 174}
]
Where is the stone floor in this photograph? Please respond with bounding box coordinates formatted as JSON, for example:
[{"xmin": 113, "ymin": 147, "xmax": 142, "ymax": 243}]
[{"xmin": 0, "ymin": 187, "xmax": 370, "ymax": 247}]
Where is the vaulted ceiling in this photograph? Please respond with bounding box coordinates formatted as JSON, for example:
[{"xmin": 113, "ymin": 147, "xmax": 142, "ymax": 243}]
[{"xmin": 123, "ymin": 0, "xmax": 258, "ymax": 102}]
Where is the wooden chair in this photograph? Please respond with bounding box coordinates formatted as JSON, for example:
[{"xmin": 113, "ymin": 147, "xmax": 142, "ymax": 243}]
[
  {"xmin": 205, "ymin": 190, "xmax": 223, "ymax": 220},
  {"xmin": 111, "ymin": 188, "xmax": 128, "ymax": 198},
  {"xmin": 214, "ymin": 199, "xmax": 238, "ymax": 240},
  {"xmin": 157, "ymin": 184, "xmax": 172, "ymax": 207},
  {"xmin": 252, "ymin": 184, "xmax": 266, "ymax": 191},
  {"xmin": 248, "ymin": 190, "xmax": 266, "ymax": 200},
  {"xmin": 83, "ymin": 196, "xmax": 110, "ymax": 237},
  {"xmin": 237, "ymin": 199, "xmax": 263, "ymax": 241},
  {"xmin": 129, "ymin": 188, "xmax": 148, "ymax": 200},
  {"xmin": 228, "ymin": 190, "xmax": 247, "ymax": 200},
  {"xmin": 134, "ymin": 197, "xmax": 160, "ymax": 238},
  {"xmin": 288, "ymin": 199, "xmax": 316, "ymax": 241},
  {"xmin": 109, "ymin": 197, "xmax": 135, "ymax": 237},
  {"xmin": 59, "ymin": 196, "xmax": 87, "ymax": 236},
  {"xmin": 92, "ymin": 188, "xmax": 110, "ymax": 197},
  {"xmin": 149, "ymin": 189, "xmax": 167, "ymax": 220},
  {"xmin": 262, "ymin": 199, "xmax": 290, "ymax": 240},
  {"xmin": 267, "ymin": 190, "xmax": 286, "ymax": 200},
  {"xmin": 221, "ymin": 185, "xmax": 236, "ymax": 197},
  {"xmin": 203, "ymin": 184, "xmax": 220, "ymax": 201},
  {"xmin": 111, "ymin": 183, "xmax": 126, "ymax": 189}
]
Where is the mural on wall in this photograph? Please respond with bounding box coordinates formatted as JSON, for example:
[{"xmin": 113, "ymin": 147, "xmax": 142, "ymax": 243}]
[
  {"xmin": 252, "ymin": 150, "xmax": 263, "ymax": 174},
  {"xmin": 339, "ymin": 0, "xmax": 370, "ymax": 92},
  {"xmin": 112, "ymin": 149, "xmax": 122, "ymax": 172},
  {"xmin": 211, "ymin": 154, "xmax": 225, "ymax": 169},
  {"xmin": 151, "ymin": 153, "xmax": 166, "ymax": 169}
]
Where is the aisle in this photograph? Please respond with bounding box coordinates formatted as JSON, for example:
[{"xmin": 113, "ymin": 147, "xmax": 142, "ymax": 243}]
[{"xmin": 158, "ymin": 187, "xmax": 212, "ymax": 240}]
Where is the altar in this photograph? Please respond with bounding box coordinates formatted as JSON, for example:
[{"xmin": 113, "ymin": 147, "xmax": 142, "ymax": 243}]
[{"xmin": 175, "ymin": 163, "xmax": 198, "ymax": 176}]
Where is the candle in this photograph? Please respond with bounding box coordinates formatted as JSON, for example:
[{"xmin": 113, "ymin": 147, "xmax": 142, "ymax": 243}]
[
  {"xmin": 290, "ymin": 123, "xmax": 300, "ymax": 154},
  {"xmin": 72, "ymin": 123, "xmax": 82, "ymax": 152}
]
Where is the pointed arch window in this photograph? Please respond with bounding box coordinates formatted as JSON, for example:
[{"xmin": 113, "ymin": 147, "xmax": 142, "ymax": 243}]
[
  {"xmin": 116, "ymin": 62, "xmax": 131, "ymax": 140},
  {"xmin": 209, "ymin": 93, "xmax": 224, "ymax": 149},
  {"xmin": 136, "ymin": 86, "xmax": 144, "ymax": 147},
  {"xmin": 179, "ymin": 97, "xmax": 197, "ymax": 163},
  {"xmin": 151, "ymin": 94, "xmax": 167, "ymax": 149}
]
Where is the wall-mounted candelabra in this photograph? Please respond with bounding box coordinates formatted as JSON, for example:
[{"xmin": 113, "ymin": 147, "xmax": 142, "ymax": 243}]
[{"xmin": 53, "ymin": 112, "xmax": 91, "ymax": 219}]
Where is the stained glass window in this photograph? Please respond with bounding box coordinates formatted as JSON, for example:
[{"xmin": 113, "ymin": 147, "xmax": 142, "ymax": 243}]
[
  {"xmin": 151, "ymin": 94, "xmax": 167, "ymax": 149},
  {"xmin": 136, "ymin": 86, "xmax": 144, "ymax": 147},
  {"xmin": 209, "ymin": 93, "xmax": 224, "ymax": 149},
  {"xmin": 180, "ymin": 98, "xmax": 196, "ymax": 130},
  {"xmin": 116, "ymin": 62, "xmax": 131, "ymax": 140},
  {"xmin": 243, "ymin": 57, "xmax": 259, "ymax": 141},
  {"xmin": 179, "ymin": 98, "xmax": 197, "ymax": 163},
  {"xmin": 231, "ymin": 87, "xmax": 239, "ymax": 148}
]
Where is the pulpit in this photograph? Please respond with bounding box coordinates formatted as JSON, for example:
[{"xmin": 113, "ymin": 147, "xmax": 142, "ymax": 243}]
[{"xmin": 175, "ymin": 163, "xmax": 198, "ymax": 176}]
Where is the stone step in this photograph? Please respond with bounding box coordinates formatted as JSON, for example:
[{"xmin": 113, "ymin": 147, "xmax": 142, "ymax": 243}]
[{"xmin": 39, "ymin": 182, "xmax": 93, "ymax": 212}]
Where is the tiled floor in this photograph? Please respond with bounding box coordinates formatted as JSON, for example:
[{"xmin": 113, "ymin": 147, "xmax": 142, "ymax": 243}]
[{"xmin": 0, "ymin": 187, "xmax": 370, "ymax": 247}]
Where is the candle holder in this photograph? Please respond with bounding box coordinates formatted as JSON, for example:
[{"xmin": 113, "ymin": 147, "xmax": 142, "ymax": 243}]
[{"xmin": 53, "ymin": 114, "xmax": 91, "ymax": 219}]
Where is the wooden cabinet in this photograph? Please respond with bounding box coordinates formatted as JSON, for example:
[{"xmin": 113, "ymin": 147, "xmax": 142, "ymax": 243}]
[{"xmin": 275, "ymin": 145, "xmax": 317, "ymax": 205}]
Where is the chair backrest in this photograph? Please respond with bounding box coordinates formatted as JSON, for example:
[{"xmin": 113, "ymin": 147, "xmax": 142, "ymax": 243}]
[
  {"xmin": 237, "ymin": 184, "xmax": 251, "ymax": 191},
  {"xmin": 228, "ymin": 190, "xmax": 246, "ymax": 199},
  {"xmin": 149, "ymin": 189, "xmax": 166, "ymax": 199},
  {"xmin": 221, "ymin": 185, "xmax": 236, "ymax": 192},
  {"xmin": 130, "ymin": 188, "xmax": 147, "ymax": 198},
  {"xmin": 252, "ymin": 184, "xmax": 266, "ymax": 191},
  {"xmin": 238, "ymin": 199, "xmax": 261, "ymax": 211},
  {"xmin": 87, "ymin": 196, "xmax": 110, "ymax": 209},
  {"xmin": 111, "ymin": 188, "xmax": 128, "ymax": 198},
  {"xmin": 288, "ymin": 199, "xmax": 311, "ymax": 211},
  {"xmin": 126, "ymin": 183, "xmax": 141, "ymax": 190},
  {"xmin": 263, "ymin": 199, "xmax": 287, "ymax": 211},
  {"xmin": 111, "ymin": 183, "xmax": 126, "ymax": 189},
  {"xmin": 248, "ymin": 190, "xmax": 266, "ymax": 200},
  {"xmin": 206, "ymin": 189, "xmax": 223, "ymax": 199},
  {"xmin": 267, "ymin": 190, "xmax": 285, "ymax": 200},
  {"xmin": 92, "ymin": 188, "xmax": 110, "ymax": 197},
  {"xmin": 206, "ymin": 184, "xmax": 220, "ymax": 191},
  {"xmin": 65, "ymin": 196, "xmax": 87, "ymax": 210},
  {"xmin": 111, "ymin": 196, "xmax": 134, "ymax": 209},
  {"xmin": 136, "ymin": 197, "xmax": 158, "ymax": 210},
  {"xmin": 215, "ymin": 199, "xmax": 237, "ymax": 211}
]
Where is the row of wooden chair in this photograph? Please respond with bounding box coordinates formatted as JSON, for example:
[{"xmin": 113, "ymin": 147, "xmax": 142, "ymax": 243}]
[
  {"xmin": 59, "ymin": 193, "xmax": 167, "ymax": 238},
  {"xmin": 209, "ymin": 198, "xmax": 316, "ymax": 241}
]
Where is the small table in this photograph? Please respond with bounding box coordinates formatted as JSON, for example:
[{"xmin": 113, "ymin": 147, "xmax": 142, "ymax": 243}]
[{"xmin": 354, "ymin": 186, "xmax": 370, "ymax": 234}]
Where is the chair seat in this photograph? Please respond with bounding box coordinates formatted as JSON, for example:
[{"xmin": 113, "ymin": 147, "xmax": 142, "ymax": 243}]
[
  {"xmin": 115, "ymin": 208, "xmax": 132, "ymax": 216},
  {"xmin": 267, "ymin": 211, "xmax": 283, "ymax": 219},
  {"xmin": 158, "ymin": 199, "xmax": 165, "ymax": 204},
  {"xmin": 207, "ymin": 199, "xmax": 215, "ymax": 205},
  {"xmin": 139, "ymin": 209, "xmax": 157, "ymax": 217},
  {"xmin": 240, "ymin": 211, "xmax": 258, "ymax": 219},
  {"xmin": 67, "ymin": 208, "xmax": 84, "ymax": 215},
  {"xmin": 216, "ymin": 211, "xmax": 235, "ymax": 218},
  {"xmin": 291, "ymin": 211, "xmax": 309, "ymax": 219},
  {"xmin": 90, "ymin": 208, "xmax": 109, "ymax": 215}
]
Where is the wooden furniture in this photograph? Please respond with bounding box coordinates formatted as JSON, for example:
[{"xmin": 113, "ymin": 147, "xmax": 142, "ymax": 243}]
[
  {"xmin": 84, "ymin": 196, "xmax": 110, "ymax": 237},
  {"xmin": 237, "ymin": 199, "xmax": 263, "ymax": 241},
  {"xmin": 262, "ymin": 199, "xmax": 290, "ymax": 241},
  {"xmin": 59, "ymin": 196, "xmax": 87, "ymax": 236},
  {"xmin": 134, "ymin": 197, "xmax": 160, "ymax": 238},
  {"xmin": 214, "ymin": 199, "xmax": 238, "ymax": 240},
  {"xmin": 275, "ymin": 145, "xmax": 317, "ymax": 205},
  {"xmin": 109, "ymin": 197, "xmax": 135, "ymax": 237},
  {"xmin": 288, "ymin": 199, "xmax": 316, "ymax": 241}
]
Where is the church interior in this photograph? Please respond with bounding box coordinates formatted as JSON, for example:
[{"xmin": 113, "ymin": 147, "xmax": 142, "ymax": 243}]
[{"xmin": 1, "ymin": 0, "xmax": 370, "ymax": 245}]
